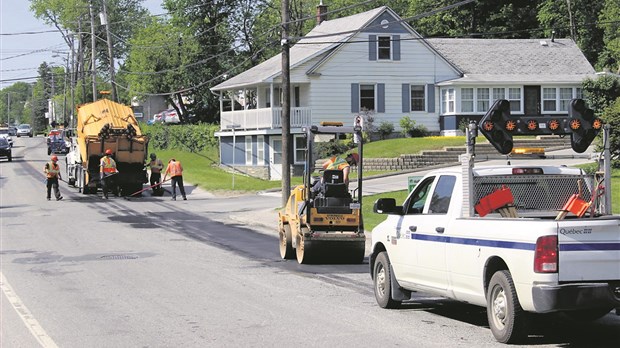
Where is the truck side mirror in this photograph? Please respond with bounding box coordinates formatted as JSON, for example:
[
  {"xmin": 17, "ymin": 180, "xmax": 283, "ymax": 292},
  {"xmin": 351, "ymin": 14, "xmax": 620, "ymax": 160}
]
[{"xmin": 374, "ymin": 198, "xmax": 400, "ymax": 214}]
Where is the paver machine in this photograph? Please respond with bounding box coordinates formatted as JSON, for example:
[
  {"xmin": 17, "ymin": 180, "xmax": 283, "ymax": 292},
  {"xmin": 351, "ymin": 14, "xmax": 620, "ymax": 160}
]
[{"xmin": 278, "ymin": 120, "xmax": 365, "ymax": 264}]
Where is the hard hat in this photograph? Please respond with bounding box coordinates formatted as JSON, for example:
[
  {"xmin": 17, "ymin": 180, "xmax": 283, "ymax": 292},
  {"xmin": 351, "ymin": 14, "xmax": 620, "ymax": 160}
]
[
  {"xmin": 51, "ymin": 155, "xmax": 58, "ymax": 162},
  {"xmin": 150, "ymin": 153, "xmax": 156, "ymax": 159},
  {"xmin": 105, "ymin": 149, "xmax": 112, "ymax": 155},
  {"xmin": 348, "ymin": 153, "xmax": 359, "ymax": 164}
]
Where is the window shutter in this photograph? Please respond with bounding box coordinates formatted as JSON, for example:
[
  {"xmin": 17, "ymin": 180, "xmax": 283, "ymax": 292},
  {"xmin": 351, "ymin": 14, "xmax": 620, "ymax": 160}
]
[
  {"xmin": 377, "ymin": 83, "xmax": 385, "ymax": 113},
  {"xmin": 393, "ymin": 35, "xmax": 400, "ymax": 61},
  {"xmin": 427, "ymin": 84, "xmax": 435, "ymax": 113},
  {"xmin": 402, "ymin": 84, "xmax": 410, "ymax": 112},
  {"xmin": 368, "ymin": 35, "xmax": 377, "ymax": 61},
  {"xmin": 351, "ymin": 83, "xmax": 359, "ymax": 113}
]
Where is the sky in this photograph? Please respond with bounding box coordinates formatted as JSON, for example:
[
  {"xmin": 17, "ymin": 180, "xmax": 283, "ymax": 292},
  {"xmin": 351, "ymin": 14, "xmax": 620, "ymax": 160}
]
[{"xmin": 0, "ymin": 0, "xmax": 163, "ymax": 90}]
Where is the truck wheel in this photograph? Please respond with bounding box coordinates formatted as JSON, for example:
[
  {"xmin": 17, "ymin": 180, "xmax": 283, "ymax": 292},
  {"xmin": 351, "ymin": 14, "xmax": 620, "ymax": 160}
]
[
  {"xmin": 373, "ymin": 252, "xmax": 401, "ymax": 309},
  {"xmin": 487, "ymin": 270, "xmax": 528, "ymax": 344},
  {"xmin": 82, "ymin": 169, "xmax": 90, "ymax": 194},
  {"xmin": 279, "ymin": 224, "xmax": 295, "ymax": 259}
]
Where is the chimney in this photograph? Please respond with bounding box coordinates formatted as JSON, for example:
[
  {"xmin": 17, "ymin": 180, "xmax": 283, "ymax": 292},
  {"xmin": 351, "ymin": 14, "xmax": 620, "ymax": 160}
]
[{"xmin": 316, "ymin": 0, "xmax": 327, "ymax": 26}]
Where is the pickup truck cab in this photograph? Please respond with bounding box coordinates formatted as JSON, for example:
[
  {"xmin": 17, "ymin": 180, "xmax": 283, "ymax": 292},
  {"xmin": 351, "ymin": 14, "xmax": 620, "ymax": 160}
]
[{"xmin": 370, "ymin": 164, "xmax": 620, "ymax": 343}]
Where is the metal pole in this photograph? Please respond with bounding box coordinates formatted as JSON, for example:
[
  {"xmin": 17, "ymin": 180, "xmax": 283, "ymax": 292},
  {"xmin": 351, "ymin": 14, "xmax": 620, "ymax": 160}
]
[
  {"xmin": 281, "ymin": 0, "xmax": 291, "ymax": 207},
  {"xmin": 89, "ymin": 1, "xmax": 97, "ymax": 101},
  {"xmin": 7, "ymin": 93, "xmax": 10, "ymax": 125},
  {"xmin": 232, "ymin": 128, "xmax": 236, "ymax": 190}
]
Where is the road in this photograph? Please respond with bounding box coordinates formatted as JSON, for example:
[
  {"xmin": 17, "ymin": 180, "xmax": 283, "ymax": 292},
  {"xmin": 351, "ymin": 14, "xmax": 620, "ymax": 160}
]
[{"xmin": 1, "ymin": 136, "xmax": 618, "ymax": 347}]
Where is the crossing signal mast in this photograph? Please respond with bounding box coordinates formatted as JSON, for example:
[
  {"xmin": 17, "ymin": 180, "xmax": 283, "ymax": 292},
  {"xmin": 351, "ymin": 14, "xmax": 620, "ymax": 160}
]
[{"xmin": 478, "ymin": 98, "xmax": 603, "ymax": 154}]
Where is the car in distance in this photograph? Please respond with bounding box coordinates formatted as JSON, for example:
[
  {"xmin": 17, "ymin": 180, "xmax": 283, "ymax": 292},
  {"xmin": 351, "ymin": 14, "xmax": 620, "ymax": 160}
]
[
  {"xmin": 8, "ymin": 126, "xmax": 17, "ymax": 136},
  {"xmin": 16, "ymin": 124, "xmax": 33, "ymax": 137},
  {"xmin": 0, "ymin": 127, "xmax": 14, "ymax": 147},
  {"xmin": 163, "ymin": 109, "xmax": 180, "ymax": 124},
  {"xmin": 0, "ymin": 137, "xmax": 12, "ymax": 161}
]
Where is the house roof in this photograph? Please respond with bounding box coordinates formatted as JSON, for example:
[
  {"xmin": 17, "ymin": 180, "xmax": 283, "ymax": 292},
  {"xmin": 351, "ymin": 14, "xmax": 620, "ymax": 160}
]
[
  {"xmin": 211, "ymin": 6, "xmax": 389, "ymax": 91},
  {"xmin": 426, "ymin": 38, "xmax": 596, "ymax": 85}
]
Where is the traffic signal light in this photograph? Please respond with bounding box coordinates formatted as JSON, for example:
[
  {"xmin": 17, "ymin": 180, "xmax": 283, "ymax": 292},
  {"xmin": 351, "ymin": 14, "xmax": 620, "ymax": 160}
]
[
  {"xmin": 479, "ymin": 99, "xmax": 514, "ymax": 154},
  {"xmin": 568, "ymin": 99, "xmax": 603, "ymax": 153}
]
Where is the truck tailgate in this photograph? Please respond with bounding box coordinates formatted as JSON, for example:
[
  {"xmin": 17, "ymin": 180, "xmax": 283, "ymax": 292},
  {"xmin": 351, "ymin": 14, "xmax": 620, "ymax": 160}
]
[{"xmin": 557, "ymin": 218, "xmax": 620, "ymax": 282}]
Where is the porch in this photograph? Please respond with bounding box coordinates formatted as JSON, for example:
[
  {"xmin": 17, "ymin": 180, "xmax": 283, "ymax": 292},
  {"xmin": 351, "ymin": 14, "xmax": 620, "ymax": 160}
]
[{"xmin": 219, "ymin": 107, "xmax": 312, "ymax": 130}]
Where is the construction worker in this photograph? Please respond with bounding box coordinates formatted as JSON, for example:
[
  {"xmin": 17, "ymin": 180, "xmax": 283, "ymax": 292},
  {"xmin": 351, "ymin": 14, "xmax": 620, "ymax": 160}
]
[
  {"xmin": 148, "ymin": 153, "xmax": 164, "ymax": 195},
  {"xmin": 100, "ymin": 149, "xmax": 118, "ymax": 199},
  {"xmin": 163, "ymin": 158, "xmax": 186, "ymax": 201},
  {"xmin": 44, "ymin": 155, "xmax": 63, "ymax": 201},
  {"xmin": 322, "ymin": 152, "xmax": 359, "ymax": 186}
]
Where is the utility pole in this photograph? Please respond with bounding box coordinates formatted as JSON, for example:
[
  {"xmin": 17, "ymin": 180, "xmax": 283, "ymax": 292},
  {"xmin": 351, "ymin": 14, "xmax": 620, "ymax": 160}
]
[
  {"xmin": 78, "ymin": 17, "xmax": 87, "ymax": 102},
  {"xmin": 281, "ymin": 0, "xmax": 291, "ymax": 207},
  {"xmin": 89, "ymin": 0, "xmax": 97, "ymax": 101},
  {"xmin": 70, "ymin": 33, "xmax": 76, "ymax": 127},
  {"xmin": 101, "ymin": 0, "xmax": 117, "ymax": 101}
]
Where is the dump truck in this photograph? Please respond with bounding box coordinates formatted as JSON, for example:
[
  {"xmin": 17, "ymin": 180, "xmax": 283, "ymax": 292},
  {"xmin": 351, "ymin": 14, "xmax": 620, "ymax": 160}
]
[
  {"xmin": 278, "ymin": 120, "xmax": 366, "ymax": 264},
  {"xmin": 66, "ymin": 98, "xmax": 148, "ymax": 195}
]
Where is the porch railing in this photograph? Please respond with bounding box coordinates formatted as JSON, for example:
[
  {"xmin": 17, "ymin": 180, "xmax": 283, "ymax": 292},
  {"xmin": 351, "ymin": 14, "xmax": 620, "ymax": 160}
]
[{"xmin": 220, "ymin": 107, "xmax": 312, "ymax": 130}]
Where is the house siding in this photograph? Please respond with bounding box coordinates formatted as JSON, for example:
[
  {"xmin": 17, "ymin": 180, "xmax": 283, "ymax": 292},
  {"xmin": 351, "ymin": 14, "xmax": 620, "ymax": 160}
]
[{"xmin": 308, "ymin": 32, "xmax": 459, "ymax": 131}]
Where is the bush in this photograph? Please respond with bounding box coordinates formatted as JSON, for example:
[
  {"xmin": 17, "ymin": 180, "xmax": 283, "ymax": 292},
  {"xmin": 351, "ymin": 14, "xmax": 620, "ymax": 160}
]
[
  {"xmin": 377, "ymin": 121, "xmax": 394, "ymax": 140},
  {"xmin": 602, "ymin": 97, "xmax": 620, "ymax": 167},
  {"xmin": 314, "ymin": 141, "xmax": 351, "ymax": 160},
  {"xmin": 142, "ymin": 123, "xmax": 219, "ymax": 152},
  {"xmin": 399, "ymin": 116, "xmax": 428, "ymax": 137}
]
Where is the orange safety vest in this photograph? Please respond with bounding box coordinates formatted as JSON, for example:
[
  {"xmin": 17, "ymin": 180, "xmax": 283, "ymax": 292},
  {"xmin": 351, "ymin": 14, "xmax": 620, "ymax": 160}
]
[
  {"xmin": 45, "ymin": 162, "xmax": 60, "ymax": 178},
  {"xmin": 323, "ymin": 156, "xmax": 349, "ymax": 171},
  {"xmin": 166, "ymin": 161, "xmax": 183, "ymax": 177},
  {"xmin": 100, "ymin": 156, "xmax": 117, "ymax": 173}
]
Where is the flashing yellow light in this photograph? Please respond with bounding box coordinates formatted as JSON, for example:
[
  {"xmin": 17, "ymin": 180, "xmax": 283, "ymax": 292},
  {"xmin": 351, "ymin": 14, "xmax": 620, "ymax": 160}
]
[
  {"xmin": 100, "ymin": 90, "xmax": 111, "ymax": 95},
  {"xmin": 511, "ymin": 147, "xmax": 545, "ymax": 155},
  {"xmin": 482, "ymin": 121, "xmax": 494, "ymax": 131},
  {"xmin": 570, "ymin": 119, "xmax": 581, "ymax": 130},
  {"xmin": 548, "ymin": 119, "xmax": 560, "ymax": 131},
  {"xmin": 526, "ymin": 119, "xmax": 538, "ymax": 131},
  {"xmin": 505, "ymin": 120, "xmax": 517, "ymax": 131},
  {"xmin": 320, "ymin": 121, "xmax": 343, "ymax": 126},
  {"xmin": 593, "ymin": 118, "xmax": 603, "ymax": 130}
]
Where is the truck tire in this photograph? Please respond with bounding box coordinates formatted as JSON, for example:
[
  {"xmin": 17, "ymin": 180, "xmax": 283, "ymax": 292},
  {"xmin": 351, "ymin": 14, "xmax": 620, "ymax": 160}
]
[
  {"xmin": 279, "ymin": 224, "xmax": 295, "ymax": 259},
  {"xmin": 373, "ymin": 252, "xmax": 401, "ymax": 309},
  {"xmin": 487, "ymin": 270, "xmax": 528, "ymax": 344}
]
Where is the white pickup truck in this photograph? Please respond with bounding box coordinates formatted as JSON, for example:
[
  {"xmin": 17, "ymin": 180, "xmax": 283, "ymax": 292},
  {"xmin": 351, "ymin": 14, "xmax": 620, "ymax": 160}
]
[{"xmin": 370, "ymin": 109, "xmax": 620, "ymax": 344}]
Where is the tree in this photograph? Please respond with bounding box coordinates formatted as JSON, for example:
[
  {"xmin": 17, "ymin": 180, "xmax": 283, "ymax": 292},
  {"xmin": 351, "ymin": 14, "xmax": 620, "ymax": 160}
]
[
  {"xmin": 597, "ymin": 0, "xmax": 620, "ymax": 73},
  {"xmin": 602, "ymin": 98, "xmax": 620, "ymax": 165},
  {"xmin": 537, "ymin": 0, "xmax": 605, "ymax": 68}
]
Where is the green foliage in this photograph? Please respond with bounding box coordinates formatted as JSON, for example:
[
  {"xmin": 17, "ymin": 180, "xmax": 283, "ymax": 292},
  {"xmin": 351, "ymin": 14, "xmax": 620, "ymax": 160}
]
[
  {"xmin": 582, "ymin": 75, "xmax": 620, "ymax": 112},
  {"xmin": 314, "ymin": 141, "xmax": 352, "ymax": 160},
  {"xmin": 377, "ymin": 121, "xmax": 395, "ymax": 140},
  {"xmin": 602, "ymin": 98, "xmax": 620, "ymax": 166},
  {"xmin": 399, "ymin": 116, "xmax": 428, "ymax": 137},
  {"xmin": 362, "ymin": 190, "xmax": 409, "ymax": 232},
  {"xmin": 596, "ymin": 1, "xmax": 620, "ymax": 73},
  {"xmin": 363, "ymin": 136, "xmax": 473, "ymax": 158},
  {"xmin": 142, "ymin": 123, "xmax": 219, "ymax": 153},
  {"xmin": 458, "ymin": 117, "xmax": 473, "ymax": 133}
]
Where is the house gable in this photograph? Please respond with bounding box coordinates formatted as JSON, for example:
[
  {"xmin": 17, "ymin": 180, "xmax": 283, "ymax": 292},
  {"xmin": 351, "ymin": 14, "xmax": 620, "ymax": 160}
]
[{"xmin": 360, "ymin": 11, "xmax": 409, "ymax": 34}]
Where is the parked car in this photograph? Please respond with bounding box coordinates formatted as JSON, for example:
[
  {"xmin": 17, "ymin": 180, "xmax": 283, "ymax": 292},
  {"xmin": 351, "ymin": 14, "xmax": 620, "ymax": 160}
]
[
  {"xmin": 0, "ymin": 128, "xmax": 14, "ymax": 147},
  {"xmin": 8, "ymin": 126, "xmax": 17, "ymax": 136},
  {"xmin": 163, "ymin": 109, "xmax": 180, "ymax": 124},
  {"xmin": 16, "ymin": 124, "xmax": 33, "ymax": 137},
  {"xmin": 0, "ymin": 137, "xmax": 11, "ymax": 161}
]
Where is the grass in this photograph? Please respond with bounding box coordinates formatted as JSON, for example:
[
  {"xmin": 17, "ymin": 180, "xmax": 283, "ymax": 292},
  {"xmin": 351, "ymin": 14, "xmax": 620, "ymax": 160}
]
[
  {"xmin": 362, "ymin": 189, "xmax": 409, "ymax": 231},
  {"xmin": 363, "ymin": 136, "xmax": 477, "ymax": 158}
]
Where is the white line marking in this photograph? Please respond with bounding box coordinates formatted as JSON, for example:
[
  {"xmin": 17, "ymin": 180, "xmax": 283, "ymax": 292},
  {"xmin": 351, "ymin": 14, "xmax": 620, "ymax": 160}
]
[{"xmin": 0, "ymin": 271, "xmax": 59, "ymax": 348}]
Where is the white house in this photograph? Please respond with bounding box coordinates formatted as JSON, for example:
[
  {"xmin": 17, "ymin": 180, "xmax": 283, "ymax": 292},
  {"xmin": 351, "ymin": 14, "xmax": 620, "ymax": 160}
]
[{"xmin": 211, "ymin": 5, "xmax": 596, "ymax": 180}]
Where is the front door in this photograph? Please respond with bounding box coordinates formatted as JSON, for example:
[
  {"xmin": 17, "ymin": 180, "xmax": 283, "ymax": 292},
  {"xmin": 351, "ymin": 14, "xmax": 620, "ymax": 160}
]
[
  {"xmin": 269, "ymin": 137, "xmax": 282, "ymax": 180},
  {"xmin": 524, "ymin": 85, "xmax": 541, "ymax": 116}
]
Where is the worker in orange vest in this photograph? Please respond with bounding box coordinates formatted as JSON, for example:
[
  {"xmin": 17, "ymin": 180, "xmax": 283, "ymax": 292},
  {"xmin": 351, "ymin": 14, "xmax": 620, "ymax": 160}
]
[
  {"xmin": 44, "ymin": 155, "xmax": 63, "ymax": 201},
  {"xmin": 100, "ymin": 149, "xmax": 118, "ymax": 199},
  {"xmin": 163, "ymin": 158, "xmax": 186, "ymax": 201},
  {"xmin": 322, "ymin": 152, "xmax": 359, "ymax": 186}
]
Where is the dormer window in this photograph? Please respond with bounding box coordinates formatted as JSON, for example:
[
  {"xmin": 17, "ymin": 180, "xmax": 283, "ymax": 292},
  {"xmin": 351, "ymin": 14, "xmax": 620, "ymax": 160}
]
[{"xmin": 378, "ymin": 36, "xmax": 391, "ymax": 60}]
